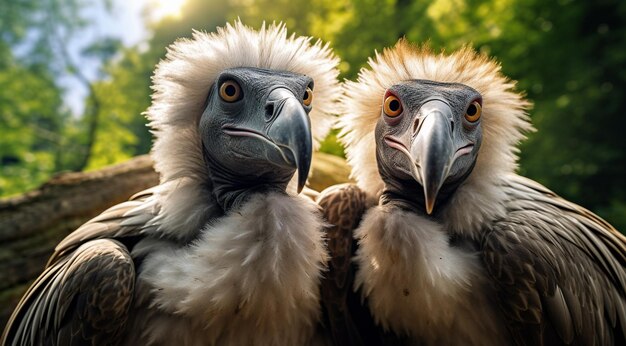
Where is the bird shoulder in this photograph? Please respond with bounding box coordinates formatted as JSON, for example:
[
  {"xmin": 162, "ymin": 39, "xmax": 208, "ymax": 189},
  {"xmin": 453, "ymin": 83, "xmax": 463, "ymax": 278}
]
[
  {"xmin": 481, "ymin": 174, "xmax": 626, "ymax": 345},
  {"xmin": 2, "ymin": 239, "xmax": 135, "ymax": 346}
]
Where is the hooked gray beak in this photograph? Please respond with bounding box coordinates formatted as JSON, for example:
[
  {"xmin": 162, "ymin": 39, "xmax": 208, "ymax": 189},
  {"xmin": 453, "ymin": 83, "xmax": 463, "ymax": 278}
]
[
  {"xmin": 410, "ymin": 100, "xmax": 455, "ymax": 214},
  {"xmin": 266, "ymin": 88, "xmax": 312, "ymax": 194}
]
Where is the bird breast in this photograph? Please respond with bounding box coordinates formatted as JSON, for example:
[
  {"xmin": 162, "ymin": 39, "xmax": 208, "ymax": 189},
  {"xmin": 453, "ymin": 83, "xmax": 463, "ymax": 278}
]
[
  {"xmin": 354, "ymin": 205, "xmax": 509, "ymax": 345},
  {"xmin": 130, "ymin": 192, "xmax": 328, "ymax": 346}
]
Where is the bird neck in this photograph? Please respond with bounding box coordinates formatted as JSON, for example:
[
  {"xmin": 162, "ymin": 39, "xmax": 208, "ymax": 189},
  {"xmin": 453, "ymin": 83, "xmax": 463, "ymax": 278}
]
[
  {"xmin": 204, "ymin": 154, "xmax": 291, "ymax": 212},
  {"xmin": 379, "ymin": 182, "xmax": 449, "ymax": 218},
  {"xmin": 380, "ymin": 174, "xmax": 469, "ymax": 218},
  {"xmin": 217, "ymin": 182, "xmax": 289, "ymax": 212}
]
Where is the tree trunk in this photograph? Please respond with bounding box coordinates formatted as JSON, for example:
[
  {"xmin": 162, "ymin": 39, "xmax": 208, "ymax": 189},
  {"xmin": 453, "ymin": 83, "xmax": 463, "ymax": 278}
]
[{"xmin": 0, "ymin": 152, "xmax": 351, "ymax": 327}]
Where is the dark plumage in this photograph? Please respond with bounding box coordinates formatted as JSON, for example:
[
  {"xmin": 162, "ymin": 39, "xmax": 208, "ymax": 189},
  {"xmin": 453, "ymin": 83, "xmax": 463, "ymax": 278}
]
[
  {"xmin": 319, "ymin": 41, "xmax": 626, "ymax": 345},
  {"xmin": 2, "ymin": 22, "xmax": 340, "ymax": 346}
]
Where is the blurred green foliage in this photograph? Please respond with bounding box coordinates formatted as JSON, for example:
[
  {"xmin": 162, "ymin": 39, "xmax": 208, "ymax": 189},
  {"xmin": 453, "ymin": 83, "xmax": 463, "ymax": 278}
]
[
  {"xmin": 0, "ymin": 0, "xmax": 84, "ymax": 194},
  {"xmin": 1, "ymin": 0, "xmax": 625, "ymax": 231}
]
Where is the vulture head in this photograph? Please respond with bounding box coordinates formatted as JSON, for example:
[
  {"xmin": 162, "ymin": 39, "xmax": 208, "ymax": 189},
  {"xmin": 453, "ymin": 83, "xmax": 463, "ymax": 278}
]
[
  {"xmin": 340, "ymin": 40, "xmax": 532, "ymax": 231},
  {"xmin": 146, "ymin": 21, "xmax": 340, "ymax": 239},
  {"xmin": 375, "ymin": 80, "xmax": 483, "ymax": 214},
  {"xmin": 199, "ymin": 67, "xmax": 314, "ymax": 207}
]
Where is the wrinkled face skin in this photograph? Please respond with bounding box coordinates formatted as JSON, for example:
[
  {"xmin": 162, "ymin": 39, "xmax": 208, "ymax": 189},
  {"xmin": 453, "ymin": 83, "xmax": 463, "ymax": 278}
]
[
  {"xmin": 375, "ymin": 79, "xmax": 483, "ymax": 215},
  {"xmin": 199, "ymin": 67, "xmax": 314, "ymax": 211}
]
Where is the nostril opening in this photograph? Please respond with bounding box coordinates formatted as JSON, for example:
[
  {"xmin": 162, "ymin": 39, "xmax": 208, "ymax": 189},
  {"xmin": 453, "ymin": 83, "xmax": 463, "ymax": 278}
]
[
  {"xmin": 265, "ymin": 104, "xmax": 274, "ymax": 119},
  {"xmin": 450, "ymin": 120, "xmax": 455, "ymax": 133},
  {"xmin": 412, "ymin": 118, "xmax": 420, "ymax": 135}
]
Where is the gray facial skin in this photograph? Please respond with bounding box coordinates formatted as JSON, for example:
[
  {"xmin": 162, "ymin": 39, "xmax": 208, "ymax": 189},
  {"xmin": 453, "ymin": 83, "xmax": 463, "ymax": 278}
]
[
  {"xmin": 375, "ymin": 79, "xmax": 483, "ymax": 216},
  {"xmin": 199, "ymin": 67, "xmax": 314, "ymax": 211}
]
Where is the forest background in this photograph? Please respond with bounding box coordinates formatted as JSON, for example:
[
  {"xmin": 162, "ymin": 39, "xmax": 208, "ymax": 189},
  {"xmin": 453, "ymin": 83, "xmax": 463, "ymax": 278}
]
[{"xmin": 1, "ymin": 0, "xmax": 625, "ymax": 231}]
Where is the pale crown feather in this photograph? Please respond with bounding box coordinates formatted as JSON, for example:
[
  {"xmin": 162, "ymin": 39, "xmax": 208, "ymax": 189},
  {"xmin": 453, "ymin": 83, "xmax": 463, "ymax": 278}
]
[
  {"xmin": 143, "ymin": 21, "xmax": 341, "ymax": 239},
  {"xmin": 339, "ymin": 41, "xmax": 533, "ymax": 234}
]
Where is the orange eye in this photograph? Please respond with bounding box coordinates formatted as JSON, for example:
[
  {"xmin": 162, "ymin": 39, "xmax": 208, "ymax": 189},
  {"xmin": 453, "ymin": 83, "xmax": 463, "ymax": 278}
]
[
  {"xmin": 219, "ymin": 80, "xmax": 242, "ymax": 102},
  {"xmin": 303, "ymin": 87, "xmax": 313, "ymax": 106},
  {"xmin": 383, "ymin": 95, "xmax": 402, "ymax": 117},
  {"xmin": 464, "ymin": 101, "xmax": 482, "ymax": 122}
]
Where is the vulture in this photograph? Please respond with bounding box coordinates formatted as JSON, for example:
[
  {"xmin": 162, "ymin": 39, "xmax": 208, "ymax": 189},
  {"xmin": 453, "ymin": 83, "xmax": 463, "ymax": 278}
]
[
  {"xmin": 2, "ymin": 21, "xmax": 341, "ymax": 346},
  {"xmin": 318, "ymin": 40, "xmax": 626, "ymax": 345}
]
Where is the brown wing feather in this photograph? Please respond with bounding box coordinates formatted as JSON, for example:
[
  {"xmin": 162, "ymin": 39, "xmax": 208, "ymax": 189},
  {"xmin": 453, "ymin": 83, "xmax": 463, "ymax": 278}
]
[
  {"xmin": 482, "ymin": 175, "xmax": 626, "ymax": 346},
  {"xmin": 50, "ymin": 187, "xmax": 157, "ymax": 265},
  {"xmin": 317, "ymin": 183, "xmax": 405, "ymax": 345},
  {"xmin": 317, "ymin": 183, "xmax": 369, "ymax": 345},
  {"xmin": 2, "ymin": 188, "xmax": 156, "ymax": 345},
  {"xmin": 2, "ymin": 239, "xmax": 135, "ymax": 346},
  {"xmin": 318, "ymin": 184, "xmax": 369, "ymax": 289}
]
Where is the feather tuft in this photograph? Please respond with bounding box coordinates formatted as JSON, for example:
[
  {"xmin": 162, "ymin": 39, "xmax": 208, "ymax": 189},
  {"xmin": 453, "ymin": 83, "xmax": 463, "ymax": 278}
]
[
  {"xmin": 145, "ymin": 21, "xmax": 341, "ymax": 238},
  {"xmin": 339, "ymin": 40, "xmax": 533, "ymax": 234}
]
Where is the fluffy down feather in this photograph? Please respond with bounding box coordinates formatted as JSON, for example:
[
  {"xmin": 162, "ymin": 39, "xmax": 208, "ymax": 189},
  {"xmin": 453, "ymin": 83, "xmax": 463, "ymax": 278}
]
[
  {"xmin": 2, "ymin": 21, "xmax": 341, "ymax": 346},
  {"xmin": 339, "ymin": 40, "xmax": 533, "ymax": 235},
  {"xmin": 133, "ymin": 193, "xmax": 328, "ymax": 346},
  {"xmin": 146, "ymin": 21, "xmax": 341, "ymax": 240}
]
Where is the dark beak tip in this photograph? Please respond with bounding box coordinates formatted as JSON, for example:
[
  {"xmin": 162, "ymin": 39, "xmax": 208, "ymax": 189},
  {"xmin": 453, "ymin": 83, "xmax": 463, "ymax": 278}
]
[
  {"xmin": 296, "ymin": 159, "xmax": 311, "ymax": 194},
  {"xmin": 425, "ymin": 198, "xmax": 435, "ymax": 215},
  {"xmin": 421, "ymin": 180, "xmax": 440, "ymax": 215}
]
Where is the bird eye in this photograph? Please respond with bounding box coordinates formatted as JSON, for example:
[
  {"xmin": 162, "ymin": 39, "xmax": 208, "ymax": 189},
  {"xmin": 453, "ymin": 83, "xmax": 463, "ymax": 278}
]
[
  {"xmin": 303, "ymin": 87, "xmax": 313, "ymax": 106},
  {"xmin": 219, "ymin": 80, "xmax": 242, "ymax": 102},
  {"xmin": 464, "ymin": 101, "xmax": 482, "ymax": 123},
  {"xmin": 383, "ymin": 95, "xmax": 403, "ymax": 117}
]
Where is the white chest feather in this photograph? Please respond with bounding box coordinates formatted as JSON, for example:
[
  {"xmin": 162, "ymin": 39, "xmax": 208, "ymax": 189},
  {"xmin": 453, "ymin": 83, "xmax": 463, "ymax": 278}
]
[
  {"xmin": 134, "ymin": 193, "xmax": 328, "ymax": 346},
  {"xmin": 354, "ymin": 205, "xmax": 507, "ymax": 345}
]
